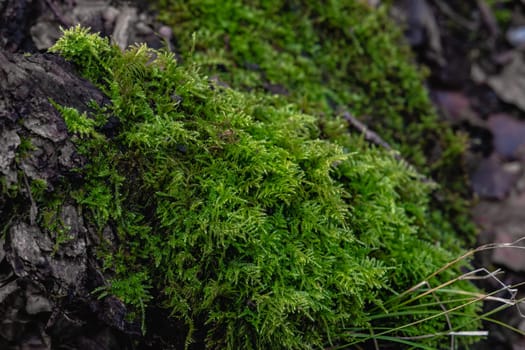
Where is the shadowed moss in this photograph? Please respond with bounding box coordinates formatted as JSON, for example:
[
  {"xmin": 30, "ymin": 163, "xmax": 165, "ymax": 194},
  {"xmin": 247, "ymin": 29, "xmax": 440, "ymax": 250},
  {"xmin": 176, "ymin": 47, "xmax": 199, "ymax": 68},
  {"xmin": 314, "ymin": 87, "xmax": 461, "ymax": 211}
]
[{"xmin": 45, "ymin": 25, "xmax": 482, "ymax": 349}]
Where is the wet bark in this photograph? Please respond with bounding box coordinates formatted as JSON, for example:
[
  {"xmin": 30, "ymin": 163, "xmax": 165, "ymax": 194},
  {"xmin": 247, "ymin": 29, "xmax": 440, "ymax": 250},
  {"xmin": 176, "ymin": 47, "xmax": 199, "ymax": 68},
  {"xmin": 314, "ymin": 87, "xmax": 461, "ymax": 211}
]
[
  {"xmin": 0, "ymin": 48, "xmax": 135, "ymax": 349},
  {"xmin": 0, "ymin": 0, "xmax": 185, "ymax": 347},
  {"xmin": 0, "ymin": 0, "xmax": 39, "ymax": 53}
]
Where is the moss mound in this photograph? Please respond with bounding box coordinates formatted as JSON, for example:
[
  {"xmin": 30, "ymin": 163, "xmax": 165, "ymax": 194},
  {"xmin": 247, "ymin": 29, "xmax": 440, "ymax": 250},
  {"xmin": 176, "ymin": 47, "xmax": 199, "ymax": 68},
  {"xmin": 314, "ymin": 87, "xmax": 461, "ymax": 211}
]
[
  {"xmin": 156, "ymin": 0, "xmax": 475, "ymax": 241},
  {"xmin": 43, "ymin": 23, "xmax": 483, "ymax": 348}
]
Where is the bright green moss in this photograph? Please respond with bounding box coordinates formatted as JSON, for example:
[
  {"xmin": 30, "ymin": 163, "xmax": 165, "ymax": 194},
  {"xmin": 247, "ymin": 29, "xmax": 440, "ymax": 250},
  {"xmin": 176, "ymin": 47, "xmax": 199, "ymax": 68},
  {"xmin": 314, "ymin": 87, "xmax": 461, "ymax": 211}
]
[
  {"xmin": 48, "ymin": 26, "xmax": 482, "ymax": 348},
  {"xmin": 155, "ymin": 1, "xmax": 441, "ymax": 156},
  {"xmin": 156, "ymin": 0, "xmax": 475, "ymax": 242}
]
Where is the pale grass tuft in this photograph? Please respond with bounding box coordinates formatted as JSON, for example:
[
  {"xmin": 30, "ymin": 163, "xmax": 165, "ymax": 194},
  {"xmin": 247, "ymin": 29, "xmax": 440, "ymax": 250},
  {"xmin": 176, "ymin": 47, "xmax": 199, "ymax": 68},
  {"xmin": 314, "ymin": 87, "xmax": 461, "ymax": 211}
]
[{"xmin": 342, "ymin": 237, "xmax": 525, "ymax": 350}]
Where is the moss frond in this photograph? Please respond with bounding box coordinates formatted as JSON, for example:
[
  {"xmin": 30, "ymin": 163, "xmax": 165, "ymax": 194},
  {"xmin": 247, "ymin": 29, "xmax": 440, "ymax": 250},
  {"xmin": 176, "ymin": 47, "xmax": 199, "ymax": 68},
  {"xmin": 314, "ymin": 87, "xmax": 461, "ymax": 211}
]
[{"xmin": 47, "ymin": 22, "xmax": 482, "ymax": 349}]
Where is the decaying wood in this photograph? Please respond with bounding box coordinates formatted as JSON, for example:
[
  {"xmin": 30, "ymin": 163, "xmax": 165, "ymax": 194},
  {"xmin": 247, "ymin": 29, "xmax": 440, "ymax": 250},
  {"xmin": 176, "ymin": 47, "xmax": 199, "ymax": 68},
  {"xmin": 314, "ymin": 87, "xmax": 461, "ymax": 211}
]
[
  {"xmin": 0, "ymin": 48, "xmax": 136, "ymax": 349},
  {"xmin": 0, "ymin": 0, "xmax": 185, "ymax": 347},
  {"xmin": 0, "ymin": 0, "xmax": 38, "ymax": 52}
]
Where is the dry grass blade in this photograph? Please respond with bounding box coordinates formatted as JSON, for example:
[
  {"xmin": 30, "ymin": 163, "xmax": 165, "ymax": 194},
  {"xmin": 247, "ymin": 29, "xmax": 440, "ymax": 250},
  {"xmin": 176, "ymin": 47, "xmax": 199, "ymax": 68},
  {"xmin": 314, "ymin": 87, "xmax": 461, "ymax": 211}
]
[{"xmin": 342, "ymin": 237, "xmax": 525, "ymax": 349}]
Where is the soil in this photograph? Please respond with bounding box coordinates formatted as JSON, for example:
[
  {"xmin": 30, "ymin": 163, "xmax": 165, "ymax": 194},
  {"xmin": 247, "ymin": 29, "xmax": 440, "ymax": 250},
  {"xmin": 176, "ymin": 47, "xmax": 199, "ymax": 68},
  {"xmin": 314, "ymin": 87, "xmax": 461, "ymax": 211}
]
[{"xmin": 2, "ymin": 0, "xmax": 525, "ymax": 349}]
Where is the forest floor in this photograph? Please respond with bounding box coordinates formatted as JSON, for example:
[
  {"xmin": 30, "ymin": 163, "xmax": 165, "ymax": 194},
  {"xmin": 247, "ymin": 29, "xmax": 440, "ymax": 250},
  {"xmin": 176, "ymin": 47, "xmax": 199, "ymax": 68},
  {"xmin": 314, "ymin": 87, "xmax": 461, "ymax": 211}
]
[
  {"xmin": 2, "ymin": 0, "xmax": 525, "ymax": 348},
  {"xmin": 395, "ymin": 1, "xmax": 525, "ymax": 348}
]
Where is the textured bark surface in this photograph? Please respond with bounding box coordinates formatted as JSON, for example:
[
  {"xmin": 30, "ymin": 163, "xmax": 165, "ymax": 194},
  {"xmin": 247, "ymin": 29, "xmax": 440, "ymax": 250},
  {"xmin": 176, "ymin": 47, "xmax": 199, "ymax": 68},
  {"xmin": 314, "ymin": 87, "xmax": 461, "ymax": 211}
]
[
  {"xmin": 0, "ymin": 48, "xmax": 134, "ymax": 349},
  {"xmin": 0, "ymin": 0, "xmax": 38, "ymax": 53},
  {"xmin": 0, "ymin": 0, "xmax": 181, "ymax": 347}
]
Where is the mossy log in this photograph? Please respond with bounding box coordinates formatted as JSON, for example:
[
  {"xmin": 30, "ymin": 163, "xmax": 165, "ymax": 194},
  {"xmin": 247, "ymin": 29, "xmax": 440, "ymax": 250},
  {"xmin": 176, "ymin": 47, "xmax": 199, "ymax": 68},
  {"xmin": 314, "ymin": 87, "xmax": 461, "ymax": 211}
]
[
  {"xmin": 40, "ymin": 27, "xmax": 483, "ymax": 349},
  {"xmin": 1, "ymin": 1, "xmax": 485, "ymax": 348},
  {"xmin": 0, "ymin": 49, "xmax": 134, "ymax": 349}
]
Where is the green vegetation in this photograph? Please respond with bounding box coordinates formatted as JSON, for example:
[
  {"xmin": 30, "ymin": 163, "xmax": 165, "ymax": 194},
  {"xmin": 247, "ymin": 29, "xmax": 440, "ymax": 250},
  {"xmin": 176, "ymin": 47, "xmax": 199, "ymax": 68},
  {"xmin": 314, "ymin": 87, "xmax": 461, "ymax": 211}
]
[
  {"xmin": 155, "ymin": 0, "xmax": 475, "ymax": 242},
  {"xmin": 43, "ymin": 22, "xmax": 485, "ymax": 348},
  {"xmin": 484, "ymin": 0, "xmax": 513, "ymax": 26}
]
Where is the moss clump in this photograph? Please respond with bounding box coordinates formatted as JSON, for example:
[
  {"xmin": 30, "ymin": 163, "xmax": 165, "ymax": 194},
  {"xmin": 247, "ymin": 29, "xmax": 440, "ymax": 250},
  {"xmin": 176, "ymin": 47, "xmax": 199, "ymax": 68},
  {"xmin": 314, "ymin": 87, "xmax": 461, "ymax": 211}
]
[
  {"xmin": 47, "ymin": 26, "xmax": 481, "ymax": 349},
  {"xmin": 155, "ymin": 0, "xmax": 475, "ymax": 242}
]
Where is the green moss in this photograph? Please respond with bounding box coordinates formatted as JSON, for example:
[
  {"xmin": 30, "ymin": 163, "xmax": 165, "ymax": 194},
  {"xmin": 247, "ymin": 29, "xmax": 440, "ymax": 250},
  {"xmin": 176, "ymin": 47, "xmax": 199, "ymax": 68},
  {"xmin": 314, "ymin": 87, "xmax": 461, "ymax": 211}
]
[
  {"xmin": 29, "ymin": 178, "xmax": 48, "ymax": 202},
  {"xmin": 156, "ymin": 0, "xmax": 475, "ymax": 242},
  {"xmin": 484, "ymin": 0, "xmax": 513, "ymax": 26},
  {"xmin": 154, "ymin": 1, "xmax": 436, "ymax": 153},
  {"xmin": 45, "ymin": 26, "xmax": 484, "ymax": 348}
]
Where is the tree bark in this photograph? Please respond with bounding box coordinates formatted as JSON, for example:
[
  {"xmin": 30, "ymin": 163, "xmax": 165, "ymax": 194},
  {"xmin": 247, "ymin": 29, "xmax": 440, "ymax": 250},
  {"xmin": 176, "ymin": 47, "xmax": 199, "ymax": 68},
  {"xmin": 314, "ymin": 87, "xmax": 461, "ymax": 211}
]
[
  {"xmin": 0, "ymin": 48, "xmax": 134, "ymax": 350},
  {"xmin": 0, "ymin": 0, "xmax": 39, "ymax": 53}
]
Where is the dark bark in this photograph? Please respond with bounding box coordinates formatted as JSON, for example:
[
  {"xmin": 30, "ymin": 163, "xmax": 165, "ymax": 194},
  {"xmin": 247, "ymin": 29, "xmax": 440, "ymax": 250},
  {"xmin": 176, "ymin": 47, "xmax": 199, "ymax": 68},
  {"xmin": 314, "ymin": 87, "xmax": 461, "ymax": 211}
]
[
  {"xmin": 0, "ymin": 49, "xmax": 134, "ymax": 350},
  {"xmin": 0, "ymin": 1, "xmax": 185, "ymax": 347},
  {"xmin": 0, "ymin": 0, "xmax": 39, "ymax": 53}
]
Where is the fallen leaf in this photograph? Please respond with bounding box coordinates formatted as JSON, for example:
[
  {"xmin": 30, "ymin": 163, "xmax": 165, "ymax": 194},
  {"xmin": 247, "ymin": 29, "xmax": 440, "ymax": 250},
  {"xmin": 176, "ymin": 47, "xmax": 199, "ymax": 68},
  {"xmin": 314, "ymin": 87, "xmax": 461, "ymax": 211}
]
[
  {"xmin": 488, "ymin": 113, "xmax": 525, "ymax": 159},
  {"xmin": 470, "ymin": 153, "xmax": 520, "ymax": 199},
  {"xmin": 473, "ymin": 192, "xmax": 525, "ymax": 272},
  {"xmin": 491, "ymin": 231, "xmax": 525, "ymax": 272},
  {"xmin": 432, "ymin": 89, "xmax": 485, "ymax": 127}
]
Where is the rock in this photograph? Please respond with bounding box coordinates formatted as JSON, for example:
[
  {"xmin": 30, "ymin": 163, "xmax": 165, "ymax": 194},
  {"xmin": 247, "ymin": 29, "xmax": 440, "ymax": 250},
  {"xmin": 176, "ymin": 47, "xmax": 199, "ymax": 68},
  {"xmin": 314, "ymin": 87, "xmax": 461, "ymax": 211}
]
[
  {"xmin": 135, "ymin": 21, "xmax": 153, "ymax": 35},
  {"xmin": 1, "ymin": 0, "xmax": 172, "ymax": 53},
  {"xmin": 73, "ymin": 0, "xmax": 110, "ymax": 24},
  {"xmin": 103, "ymin": 6, "xmax": 120, "ymax": 27},
  {"xmin": 30, "ymin": 21, "xmax": 62, "ymax": 51},
  {"xmin": 112, "ymin": 5, "xmax": 138, "ymax": 50},
  {"xmin": 158, "ymin": 25, "xmax": 173, "ymax": 40},
  {"xmin": 506, "ymin": 26, "xmax": 525, "ymax": 47}
]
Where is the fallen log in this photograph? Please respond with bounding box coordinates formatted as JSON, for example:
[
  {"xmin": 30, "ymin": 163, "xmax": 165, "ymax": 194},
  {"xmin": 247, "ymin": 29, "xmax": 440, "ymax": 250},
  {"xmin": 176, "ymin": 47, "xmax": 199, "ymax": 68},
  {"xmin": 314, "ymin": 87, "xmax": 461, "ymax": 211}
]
[{"xmin": 0, "ymin": 48, "xmax": 134, "ymax": 350}]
